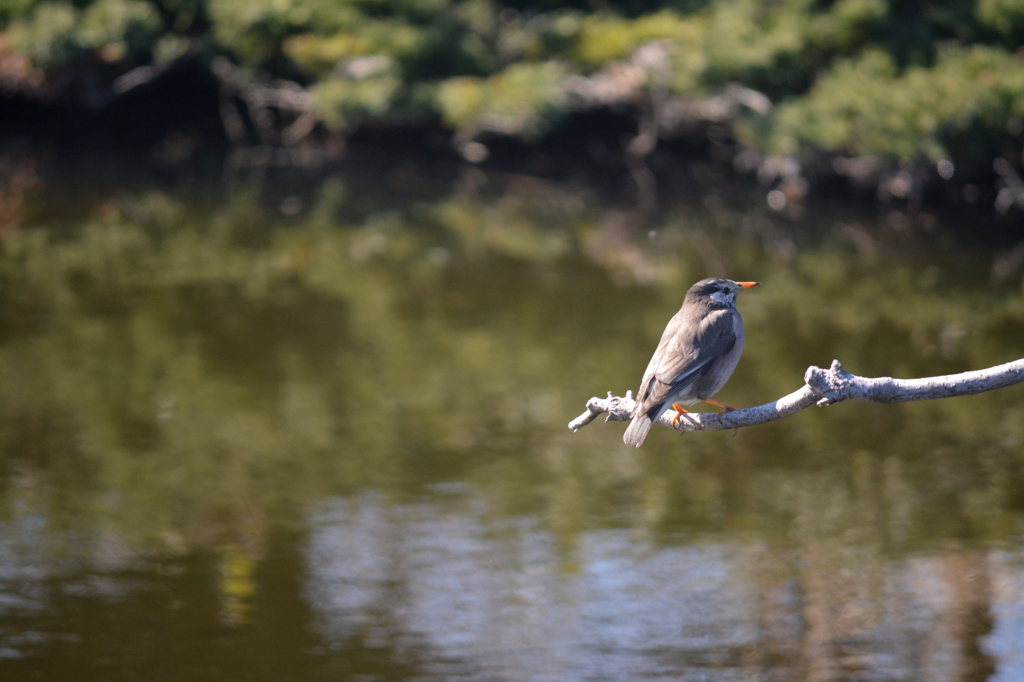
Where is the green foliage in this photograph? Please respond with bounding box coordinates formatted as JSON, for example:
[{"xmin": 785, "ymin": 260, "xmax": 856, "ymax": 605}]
[
  {"xmin": 8, "ymin": 0, "xmax": 159, "ymax": 66},
  {"xmin": 703, "ymin": 0, "xmax": 811, "ymax": 73},
  {"xmin": 284, "ymin": 22, "xmax": 425, "ymax": 78},
  {"xmin": 78, "ymin": 0, "xmax": 160, "ymax": 55},
  {"xmin": 8, "ymin": 2, "xmax": 82, "ymax": 66},
  {"xmin": 977, "ymin": 0, "xmax": 1024, "ymax": 42},
  {"xmin": 313, "ymin": 62, "xmax": 403, "ymax": 127},
  {"xmin": 152, "ymin": 32, "xmax": 189, "ymax": 63},
  {"xmin": 572, "ymin": 10, "xmax": 697, "ymax": 67},
  {"xmin": 1, "ymin": 0, "xmax": 1023, "ymax": 174},
  {"xmin": 765, "ymin": 44, "xmax": 1024, "ymax": 161},
  {"xmin": 809, "ymin": 0, "xmax": 887, "ymax": 50},
  {"xmin": 0, "ymin": 0, "xmax": 37, "ymax": 21},
  {"xmin": 206, "ymin": 0, "xmax": 363, "ymax": 64},
  {"xmin": 434, "ymin": 59, "xmax": 567, "ymax": 136}
]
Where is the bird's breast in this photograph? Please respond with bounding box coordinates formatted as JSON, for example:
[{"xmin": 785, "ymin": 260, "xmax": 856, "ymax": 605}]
[{"xmin": 695, "ymin": 310, "xmax": 745, "ymax": 399}]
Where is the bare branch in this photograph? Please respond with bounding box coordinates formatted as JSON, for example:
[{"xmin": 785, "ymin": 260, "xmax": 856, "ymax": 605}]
[
  {"xmin": 212, "ymin": 57, "xmax": 316, "ymax": 149},
  {"xmin": 569, "ymin": 358, "xmax": 1024, "ymax": 435},
  {"xmin": 804, "ymin": 358, "xmax": 1024, "ymax": 405}
]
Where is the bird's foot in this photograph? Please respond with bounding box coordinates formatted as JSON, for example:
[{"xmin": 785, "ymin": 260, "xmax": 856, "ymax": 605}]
[
  {"xmin": 670, "ymin": 403, "xmax": 690, "ymax": 427},
  {"xmin": 701, "ymin": 398, "xmax": 736, "ymax": 415}
]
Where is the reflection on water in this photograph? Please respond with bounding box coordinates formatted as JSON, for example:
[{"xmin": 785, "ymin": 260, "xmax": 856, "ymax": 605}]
[
  {"xmin": 0, "ymin": 174, "xmax": 1022, "ymax": 679},
  {"xmin": 307, "ymin": 492, "xmax": 757, "ymax": 680},
  {"xmin": 303, "ymin": 491, "xmax": 1024, "ymax": 681},
  {"xmin": 3, "ymin": 489, "xmax": 1024, "ymax": 680}
]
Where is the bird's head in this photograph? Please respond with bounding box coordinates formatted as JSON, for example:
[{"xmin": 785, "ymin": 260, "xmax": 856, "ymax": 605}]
[{"xmin": 686, "ymin": 278, "xmax": 759, "ymax": 308}]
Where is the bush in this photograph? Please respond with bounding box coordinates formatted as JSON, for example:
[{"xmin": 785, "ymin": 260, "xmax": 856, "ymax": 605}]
[
  {"xmin": 434, "ymin": 60, "xmax": 567, "ymax": 137},
  {"xmin": 1, "ymin": 0, "xmax": 1022, "ymax": 179},
  {"xmin": 765, "ymin": 44, "xmax": 1024, "ymax": 163}
]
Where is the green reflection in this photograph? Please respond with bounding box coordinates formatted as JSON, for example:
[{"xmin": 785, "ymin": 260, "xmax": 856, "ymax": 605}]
[{"xmin": 0, "ymin": 178, "xmax": 1022, "ymax": 569}]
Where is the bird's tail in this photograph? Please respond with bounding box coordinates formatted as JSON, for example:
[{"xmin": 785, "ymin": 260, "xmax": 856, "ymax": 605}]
[{"xmin": 623, "ymin": 413, "xmax": 652, "ymax": 448}]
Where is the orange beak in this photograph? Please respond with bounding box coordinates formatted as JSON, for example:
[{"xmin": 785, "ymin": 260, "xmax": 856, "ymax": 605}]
[{"xmin": 736, "ymin": 281, "xmax": 760, "ymax": 289}]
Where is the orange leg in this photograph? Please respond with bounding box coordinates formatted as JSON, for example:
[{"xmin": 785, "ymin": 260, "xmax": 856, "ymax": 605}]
[
  {"xmin": 701, "ymin": 398, "xmax": 736, "ymax": 415},
  {"xmin": 670, "ymin": 403, "xmax": 690, "ymax": 427}
]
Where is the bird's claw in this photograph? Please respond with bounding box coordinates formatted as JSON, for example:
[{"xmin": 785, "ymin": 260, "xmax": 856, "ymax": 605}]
[
  {"xmin": 716, "ymin": 405, "xmax": 738, "ymax": 435},
  {"xmin": 671, "ymin": 403, "xmax": 689, "ymax": 428},
  {"xmin": 702, "ymin": 398, "xmax": 736, "ymax": 414}
]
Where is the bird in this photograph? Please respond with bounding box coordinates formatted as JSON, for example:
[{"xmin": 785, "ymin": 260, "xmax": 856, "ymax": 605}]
[{"xmin": 623, "ymin": 278, "xmax": 759, "ymax": 447}]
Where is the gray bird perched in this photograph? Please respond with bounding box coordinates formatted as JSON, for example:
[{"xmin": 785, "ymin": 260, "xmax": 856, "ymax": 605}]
[{"xmin": 623, "ymin": 278, "xmax": 759, "ymax": 447}]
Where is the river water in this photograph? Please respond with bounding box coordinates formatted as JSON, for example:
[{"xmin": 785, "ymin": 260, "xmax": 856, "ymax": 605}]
[{"xmin": 1, "ymin": 169, "xmax": 1023, "ymax": 680}]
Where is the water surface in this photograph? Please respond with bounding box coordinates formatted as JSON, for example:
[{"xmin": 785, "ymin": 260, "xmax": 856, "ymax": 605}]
[{"xmin": 1, "ymin": 173, "xmax": 1023, "ymax": 680}]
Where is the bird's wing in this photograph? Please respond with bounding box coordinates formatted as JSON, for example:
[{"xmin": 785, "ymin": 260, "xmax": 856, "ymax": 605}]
[{"xmin": 634, "ymin": 309, "xmax": 738, "ymax": 417}]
